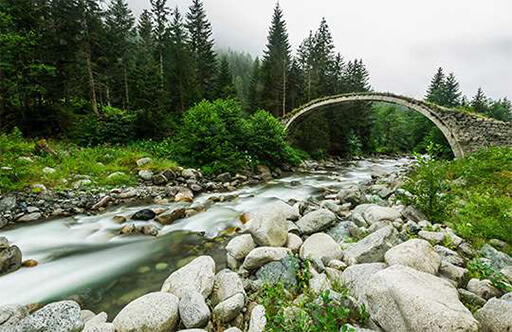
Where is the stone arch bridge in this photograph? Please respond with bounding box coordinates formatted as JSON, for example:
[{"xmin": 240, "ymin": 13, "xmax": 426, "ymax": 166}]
[{"xmin": 282, "ymin": 92, "xmax": 512, "ymax": 158}]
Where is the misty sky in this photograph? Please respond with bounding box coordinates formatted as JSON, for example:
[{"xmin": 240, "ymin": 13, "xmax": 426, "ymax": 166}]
[{"xmin": 126, "ymin": 0, "xmax": 512, "ymax": 100}]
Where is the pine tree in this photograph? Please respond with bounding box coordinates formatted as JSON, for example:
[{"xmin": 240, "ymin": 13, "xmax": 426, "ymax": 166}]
[
  {"xmin": 260, "ymin": 3, "xmax": 291, "ymax": 116},
  {"xmin": 248, "ymin": 57, "xmax": 263, "ymax": 112},
  {"xmin": 150, "ymin": 0, "xmax": 169, "ymax": 89},
  {"xmin": 186, "ymin": 0, "xmax": 217, "ymax": 100},
  {"xmin": 442, "ymin": 73, "xmax": 462, "ymax": 108},
  {"xmin": 216, "ymin": 56, "xmax": 236, "ymax": 99},
  {"xmin": 168, "ymin": 7, "xmax": 196, "ymax": 113},
  {"xmin": 312, "ymin": 18, "xmax": 336, "ymax": 95},
  {"xmin": 425, "ymin": 67, "xmax": 445, "ymax": 105},
  {"xmin": 471, "ymin": 88, "xmax": 488, "ymax": 113},
  {"xmin": 297, "ymin": 31, "xmax": 315, "ymax": 102},
  {"xmin": 105, "ymin": 0, "xmax": 135, "ymax": 109}
]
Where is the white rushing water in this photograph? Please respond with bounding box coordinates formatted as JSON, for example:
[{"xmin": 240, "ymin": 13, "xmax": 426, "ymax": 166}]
[{"xmin": 0, "ymin": 157, "xmax": 411, "ymax": 310}]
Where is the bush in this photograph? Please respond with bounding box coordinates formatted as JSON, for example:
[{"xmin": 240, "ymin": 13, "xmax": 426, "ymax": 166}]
[{"xmin": 169, "ymin": 99, "xmax": 303, "ymax": 174}]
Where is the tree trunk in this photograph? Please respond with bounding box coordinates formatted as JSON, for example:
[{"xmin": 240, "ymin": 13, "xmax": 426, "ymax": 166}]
[
  {"xmin": 159, "ymin": 49, "xmax": 164, "ymax": 89},
  {"xmin": 86, "ymin": 46, "xmax": 100, "ymax": 117}
]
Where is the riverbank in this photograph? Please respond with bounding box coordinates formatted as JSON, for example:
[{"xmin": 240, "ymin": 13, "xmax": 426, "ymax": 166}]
[{"xmin": 1, "ymin": 152, "xmax": 511, "ymax": 331}]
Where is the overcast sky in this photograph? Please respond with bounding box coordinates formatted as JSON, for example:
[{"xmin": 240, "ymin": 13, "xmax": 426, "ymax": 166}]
[{"xmin": 126, "ymin": 0, "xmax": 512, "ymax": 100}]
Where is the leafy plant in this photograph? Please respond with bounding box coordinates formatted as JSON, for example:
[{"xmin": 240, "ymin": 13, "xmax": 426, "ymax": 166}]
[{"xmin": 468, "ymin": 259, "xmax": 512, "ymax": 292}]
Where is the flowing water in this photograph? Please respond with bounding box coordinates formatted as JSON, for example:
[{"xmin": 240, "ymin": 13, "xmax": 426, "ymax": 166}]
[{"xmin": 0, "ymin": 157, "xmax": 411, "ymax": 317}]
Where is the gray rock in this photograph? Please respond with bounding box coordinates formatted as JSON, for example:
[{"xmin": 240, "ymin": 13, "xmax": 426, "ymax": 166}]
[
  {"xmin": 15, "ymin": 301, "xmax": 83, "ymax": 332},
  {"xmin": 16, "ymin": 212, "xmax": 42, "ymax": 222},
  {"xmin": 255, "ymin": 256, "xmax": 299, "ymax": 288},
  {"xmin": 215, "ymin": 172, "xmax": 232, "ymax": 182},
  {"xmin": 241, "ymin": 247, "xmax": 291, "ymax": 271},
  {"xmin": 404, "ymin": 220, "xmax": 421, "ymax": 234},
  {"xmin": 299, "ymin": 232, "xmax": 343, "ymax": 263},
  {"xmin": 226, "ymin": 234, "xmax": 256, "ymax": 260},
  {"xmin": 326, "ymin": 221, "xmax": 351, "ymax": 243},
  {"xmin": 418, "ymin": 230, "xmax": 445, "ymax": 243},
  {"xmin": 161, "ymin": 256, "xmax": 215, "ymax": 299},
  {"xmin": 439, "ymin": 261, "xmax": 469, "ymax": 287},
  {"xmin": 113, "ymin": 292, "xmax": 179, "ymax": 332},
  {"xmin": 211, "ymin": 269, "xmax": 245, "ymax": 307},
  {"xmin": 364, "ymin": 265, "xmax": 479, "ymax": 332},
  {"xmin": 474, "ymin": 297, "xmax": 512, "ymax": 332},
  {"xmin": 246, "ymin": 201, "xmax": 290, "ymax": 247},
  {"xmin": 286, "ymin": 233, "xmax": 302, "ymax": 252},
  {"xmin": 155, "ymin": 208, "xmax": 186, "ymax": 225},
  {"xmin": 458, "ymin": 289, "xmax": 487, "ymax": 308},
  {"xmin": 337, "ymin": 185, "xmax": 366, "ymax": 205},
  {"xmin": 0, "ymin": 245, "xmax": 22, "ymax": 275},
  {"xmin": 0, "ymin": 304, "xmax": 29, "ymax": 331},
  {"xmin": 320, "ymin": 200, "xmax": 342, "ymax": 214},
  {"xmin": 340, "ymin": 263, "xmax": 387, "ymax": 302},
  {"xmin": 363, "ymin": 206, "xmax": 400, "ymax": 225},
  {"xmin": 212, "ymin": 293, "xmax": 244, "ymax": 324},
  {"xmin": 248, "ymin": 305, "xmax": 266, "ymax": 332},
  {"xmin": 0, "ymin": 197, "xmax": 16, "ymax": 212},
  {"xmin": 296, "ymin": 209, "xmax": 336, "ymax": 234},
  {"xmin": 138, "ymin": 170, "xmax": 153, "ymax": 181},
  {"xmin": 384, "ymin": 239, "xmax": 441, "ymax": 274},
  {"xmin": 179, "ymin": 290, "xmax": 210, "ymax": 328},
  {"xmin": 343, "ymin": 226, "xmax": 400, "ymax": 264},
  {"xmin": 131, "ymin": 209, "xmax": 155, "ymax": 221},
  {"xmin": 501, "ymin": 266, "xmax": 512, "ymax": 284},
  {"xmin": 136, "ymin": 157, "xmax": 152, "ymax": 167},
  {"xmin": 73, "ymin": 179, "xmax": 92, "ymax": 188},
  {"xmin": 351, "ymin": 204, "xmax": 375, "ymax": 227},
  {"xmin": 152, "ymin": 174, "xmax": 168, "ymax": 186},
  {"xmin": 0, "ymin": 237, "xmax": 8, "ymax": 250},
  {"xmin": 309, "ymin": 270, "xmax": 331, "ymax": 294},
  {"xmin": 83, "ymin": 312, "xmax": 114, "ymax": 332},
  {"xmin": 401, "ymin": 205, "xmax": 427, "ymax": 222},
  {"xmin": 224, "ymin": 328, "xmax": 242, "ymax": 332},
  {"xmin": 435, "ymin": 245, "xmax": 465, "ymax": 266},
  {"xmin": 481, "ymin": 244, "xmax": 512, "ymax": 270},
  {"xmin": 467, "ymin": 278, "xmax": 501, "ymax": 300}
]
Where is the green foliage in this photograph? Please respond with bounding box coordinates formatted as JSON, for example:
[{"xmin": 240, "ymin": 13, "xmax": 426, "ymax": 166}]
[
  {"xmin": 405, "ymin": 147, "xmax": 512, "ymax": 246},
  {"xmin": 468, "ymin": 259, "xmax": 512, "ymax": 292}
]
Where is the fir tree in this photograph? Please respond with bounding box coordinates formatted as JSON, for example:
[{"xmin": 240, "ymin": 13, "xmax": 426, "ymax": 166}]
[
  {"xmin": 260, "ymin": 2, "xmax": 291, "ymax": 116},
  {"xmin": 312, "ymin": 18, "xmax": 336, "ymax": 95},
  {"xmin": 216, "ymin": 56, "xmax": 236, "ymax": 99},
  {"xmin": 150, "ymin": 0, "xmax": 169, "ymax": 89},
  {"xmin": 442, "ymin": 73, "xmax": 462, "ymax": 108},
  {"xmin": 297, "ymin": 31, "xmax": 315, "ymax": 102},
  {"xmin": 248, "ymin": 57, "xmax": 263, "ymax": 113},
  {"xmin": 425, "ymin": 67, "xmax": 446, "ymax": 105},
  {"xmin": 186, "ymin": 0, "xmax": 217, "ymax": 100},
  {"xmin": 471, "ymin": 88, "xmax": 488, "ymax": 113}
]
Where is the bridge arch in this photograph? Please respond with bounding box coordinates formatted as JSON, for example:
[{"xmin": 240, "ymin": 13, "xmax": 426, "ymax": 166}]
[{"xmin": 283, "ymin": 92, "xmax": 466, "ymax": 158}]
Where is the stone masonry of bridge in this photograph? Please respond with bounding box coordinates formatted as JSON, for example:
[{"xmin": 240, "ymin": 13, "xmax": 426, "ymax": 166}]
[{"xmin": 282, "ymin": 92, "xmax": 512, "ymax": 158}]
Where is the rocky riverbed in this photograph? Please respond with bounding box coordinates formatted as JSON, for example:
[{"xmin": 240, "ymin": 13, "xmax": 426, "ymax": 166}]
[{"xmin": 1, "ymin": 156, "xmax": 511, "ymax": 331}]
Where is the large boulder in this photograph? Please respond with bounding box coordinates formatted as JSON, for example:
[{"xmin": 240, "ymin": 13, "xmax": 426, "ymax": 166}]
[
  {"xmin": 363, "ymin": 206, "xmax": 400, "ymax": 225},
  {"xmin": 0, "ymin": 304, "xmax": 29, "ymax": 331},
  {"xmin": 161, "ymin": 256, "xmax": 215, "ymax": 299},
  {"xmin": 15, "ymin": 301, "xmax": 83, "ymax": 332},
  {"xmin": 241, "ymin": 247, "xmax": 291, "ymax": 271},
  {"xmin": 299, "ymin": 233, "xmax": 343, "ymax": 263},
  {"xmin": 0, "ymin": 245, "xmax": 22, "ymax": 275},
  {"xmin": 343, "ymin": 226, "xmax": 400, "ymax": 264},
  {"xmin": 178, "ymin": 290, "xmax": 210, "ymax": 329},
  {"xmin": 226, "ymin": 234, "xmax": 256, "ymax": 261},
  {"xmin": 363, "ymin": 265, "xmax": 479, "ymax": 332},
  {"xmin": 113, "ymin": 292, "xmax": 179, "ymax": 332},
  {"xmin": 340, "ymin": 263, "xmax": 387, "ymax": 302},
  {"xmin": 211, "ymin": 269, "xmax": 245, "ymax": 307},
  {"xmin": 246, "ymin": 202, "xmax": 290, "ymax": 247},
  {"xmin": 474, "ymin": 296, "xmax": 512, "ymax": 332},
  {"xmin": 295, "ymin": 209, "xmax": 336, "ymax": 234},
  {"xmin": 384, "ymin": 239, "xmax": 441, "ymax": 274}
]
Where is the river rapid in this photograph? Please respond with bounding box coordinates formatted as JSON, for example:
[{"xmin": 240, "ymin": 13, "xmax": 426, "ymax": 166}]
[{"xmin": 0, "ymin": 157, "xmax": 411, "ymax": 317}]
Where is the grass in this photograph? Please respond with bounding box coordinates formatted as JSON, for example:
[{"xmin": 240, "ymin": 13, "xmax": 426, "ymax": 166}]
[
  {"xmin": 0, "ymin": 128, "xmax": 179, "ymax": 194},
  {"xmin": 403, "ymin": 146, "xmax": 512, "ymax": 252}
]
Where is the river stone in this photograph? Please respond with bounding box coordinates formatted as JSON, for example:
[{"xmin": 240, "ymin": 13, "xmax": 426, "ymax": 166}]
[
  {"xmin": 296, "ymin": 209, "xmax": 336, "ymax": 234},
  {"xmin": 161, "ymin": 256, "xmax": 215, "ymax": 299},
  {"xmin": 363, "ymin": 205, "xmax": 401, "ymax": 225},
  {"xmin": 175, "ymin": 187, "xmax": 194, "ymax": 202},
  {"xmin": 480, "ymin": 244, "xmax": 512, "ymax": 270},
  {"xmin": 474, "ymin": 297, "xmax": 512, "ymax": 332},
  {"xmin": 248, "ymin": 305, "xmax": 266, "ymax": 332},
  {"xmin": 212, "ymin": 293, "xmax": 245, "ymax": 324},
  {"xmin": 320, "ymin": 200, "xmax": 342, "ymax": 214},
  {"xmin": 343, "ymin": 226, "xmax": 400, "ymax": 265},
  {"xmin": 226, "ymin": 234, "xmax": 256, "ymax": 261},
  {"xmin": 0, "ymin": 197, "xmax": 16, "ymax": 212},
  {"xmin": 0, "ymin": 304, "xmax": 29, "ymax": 331},
  {"xmin": 15, "ymin": 301, "xmax": 84, "ymax": 332},
  {"xmin": 337, "ymin": 185, "xmax": 366, "ymax": 205},
  {"xmin": 502, "ymin": 266, "xmax": 512, "ymax": 284},
  {"xmin": 136, "ymin": 157, "xmax": 152, "ymax": 167},
  {"xmin": 309, "ymin": 271, "xmax": 331, "ymax": 294},
  {"xmin": 286, "ymin": 233, "xmax": 302, "ymax": 252},
  {"xmin": 246, "ymin": 201, "xmax": 291, "ymax": 247},
  {"xmin": 17, "ymin": 212, "xmax": 42, "ymax": 222},
  {"xmin": 257, "ymin": 165, "xmax": 272, "ymax": 182},
  {"xmin": 255, "ymin": 256, "xmax": 299, "ymax": 288},
  {"xmin": 435, "ymin": 245, "xmax": 465, "ymax": 267},
  {"xmin": 418, "ymin": 230, "xmax": 445, "ymax": 243},
  {"xmin": 138, "ymin": 170, "xmax": 153, "ymax": 181},
  {"xmin": 401, "ymin": 205, "xmax": 427, "ymax": 222},
  {"xmin": 212, "ymin": 269, "xmax": 245, "ymax": 307},
  {"xmin": 439, "ymin": 261, "xmax": 469, "ymax": 287},
  {"xmin": 155, "ymin": 208, "xmax": 186, "ymax": 225},
  {"xmin": 458, "ymin": 289, "xmax": 487, "ymax": 308},
  {"xmin": 113, "ymin": 292, "xmax": 179, "ymax": 332},
  {"xmin": 326, "ymin": 221, "xmax": 351, "ymax": 243},
  {"xmin": 0, "ymin": 245, "xmax": 22, "ymax": 275},
  {"xmin": 363, "ymin": 265, "xmax": 479, "ymax": 332},
  {"xmin": 384, "ymin": 239, "xmax": 441, "ymax": 274},
  {"xmin": 0, "ymin": 237, "xmax": 8, "ymax": 250},
  {"xmin": 131, "ymin": 209, "xmax": 155, "ymax": 221},
  {"xmin": 83, "ymin": 312, "xmax": 114, "ymax": 332},
  {"xmin": 350, "ymin": 204, "xmax": 373, "ymax": 227},
  {"xmin": 241, "ymin": 247, "xmax": 291, "ymax": 271},
  {"xmin": 179, "ymin": 290, "xmax": 210, "ymax": 328},
  {"xmin": 299, "ymin": 233, "xmax": 343, "ymax": 263},
  {"xmin": 467, "ymin": 278, "xmax": 501, "ymax": 300},
  {"xmin": 340, "ymin": 263, "xmax": 387, "ymax": 302}
]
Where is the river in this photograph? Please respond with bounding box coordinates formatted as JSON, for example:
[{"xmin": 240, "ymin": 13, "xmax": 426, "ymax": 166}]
[{"xmin": 0, "ymin": 157, "xmax": 411, "ymax": 317}]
